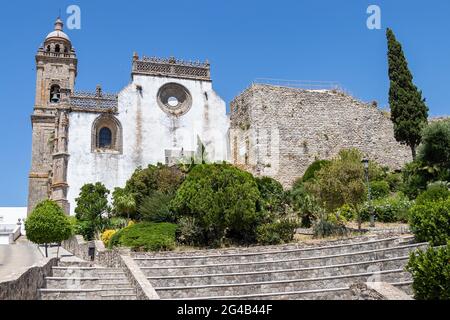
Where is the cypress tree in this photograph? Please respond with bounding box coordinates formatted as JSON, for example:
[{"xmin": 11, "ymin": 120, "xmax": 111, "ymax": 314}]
[{"xmin": 386, "ymin": 28, "xmax": 428, "ymax": 159}]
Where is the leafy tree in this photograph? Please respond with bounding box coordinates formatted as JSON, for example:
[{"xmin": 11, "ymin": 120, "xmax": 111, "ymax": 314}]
[
  {"xmin": 305, "ymin": 149, "xmax": 367, "ymax": 229},
  {"xmin": 75, "ymin": 182, "xmax": 110, "ymax": 240},
  {"xmin": 171, "ymin": 163, "xmax": 262, "ymax": 246},
  {"xmin": 386, "ymin": 28, "xmax": 428, "ymax": 159},
  {"xmin": 417, "ymin": 119, "xmax": 450, "ymax": 181},
  {"xmin": 25, "ymin": 200, "xmax": 72, "ymax": 257},
  {"xmin": 124, "ymin": 164, "xmax": 185, "ymax": 207},
  {"xmin": 301, "ymin": 160, "xmax": 331, "ymax": 183},
  {"xmin": 112, "ymin": 187, "xmax": 136, "ymax": 221}
]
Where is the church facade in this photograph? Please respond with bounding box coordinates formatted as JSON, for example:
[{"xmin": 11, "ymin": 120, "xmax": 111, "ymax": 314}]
[
  {"xmin": 28, "ymin": 19, "xmax": 412, "ymax": 216},
  {"xmin": 28, "ymin": 19, "xmax": 229, "ymax": 215}
]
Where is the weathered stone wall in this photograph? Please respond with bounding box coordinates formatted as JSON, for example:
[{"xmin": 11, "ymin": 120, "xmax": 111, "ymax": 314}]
[
  {"xmin": 230, "ymin": 84, "xmax": 412, "ymax": 187},
  {"xmin": 0, "ymin": 258, "xmax": 58, "ymax": 300}
]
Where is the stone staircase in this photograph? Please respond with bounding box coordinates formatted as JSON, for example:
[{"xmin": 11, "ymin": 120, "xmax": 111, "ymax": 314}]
[
  {"xmin": 39, "ymin": 260, "xmax": 138, "ymax": 300},
  {"xmin": 132, "ymin": 236, "xmax": 424, "ymax": 300}
]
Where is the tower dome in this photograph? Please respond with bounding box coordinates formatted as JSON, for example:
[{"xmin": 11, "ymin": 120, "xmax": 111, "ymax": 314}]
[{"xmin": 45, "ymin": 18, "xmax": 71, "ymax": 43}]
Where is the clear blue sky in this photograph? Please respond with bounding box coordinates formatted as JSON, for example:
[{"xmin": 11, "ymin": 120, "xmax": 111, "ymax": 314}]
[{"xmin": 0, "ymin": 0, "xmax": 449, "ymax": 206}]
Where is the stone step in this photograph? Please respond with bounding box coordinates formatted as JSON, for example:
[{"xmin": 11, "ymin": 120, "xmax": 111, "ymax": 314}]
[
  {"xmin": 39, "ymin": 288, "xmax": 137, "ymax": 300},
  {"xmin": 45, "ymin": 278, "xmax": 132, "ymax": 289},
  {"xmin": 58, "ymin": 260, "xmax": 95, "ymax": 267},
  {"xmin": 154, "ymin": 269, "xmax": 411, "ymax": 299},
  {"xmin": 51, "ymin": 267, "xmax": 126, "ymax": 278},
  {"xmin": 169, "ymin": 287, "xmax": 354, "ymax": 300},
  {"xmin": 133, "ymin": 237, "xmax": 407, "ymax": 266},
  {"xmin": 147, "ymin": 256, "xmax": 409, "ymax": 287},
  {"xmin": 393, "ymin": 281, "xmax": 414, "ymax": 297},
  {"xmin": 138, "ymin": 243, "xmax": 427, "ymax": 275}
]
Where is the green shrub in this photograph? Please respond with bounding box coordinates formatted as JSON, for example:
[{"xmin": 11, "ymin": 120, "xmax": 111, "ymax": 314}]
[
  {"xmin": 171, "ymin": 163, "xmax": 263, "ymax": 246},
  {"xmin": 107, "ymin": 217, "xmax": 128, "ymax": 229},
  {"xmin": 109, "ymin": 222, "xmax": 177, "ymax": 251},
  {"xmin": 255, "ymin": 177, "xmax": 286, "ymax": 214},
  {"xmin": 406, "ymin": 243, "xmax": 450, "ymax": 300},
  {"xmin": 313, "ymin": 214, "xmax": 348, "ymax": 238},
  {"xmin": 370, "ymin": 180, "xmax": 390, "ymax": 200},
  {"xmin": 73, "ymin": 220, "xmax": 96, "ymax": 241},
  {"xmin": 125, "ymin": 164, "xmax": 185, "ymax": 207},
  {"xmin": 256, "ymin": 219, "xmax": 298, "ymax": 245},
  {"xmin": 359, "ymin": 193, "xmax": 412, "ymax": 223},
  {"xmin": 409, "ymin": 198, "xmax": 450, "ymax": 246},
  {"xmin": 401, "ymin": 161, "xmax": 430, "ymax": 199},
  {"xmin": 302, "ymin": 160, "xmax": 331, "ymax": 183},
  {"xmin": 289, "ymin": 182, "xmax": 320, "ymax": 228},
  {"xmin": 415, "ymin": 183, "xmax": 450, "ymax": 205},
  {"xmin": 176, "ymin": 216, "xmax": 204, "ymax": 246},
  {"xmin": 385, "ymin": 172, "xmax": 403, "ymax": 192},
  {"xmin": 25, "ymin": 200, "xmax": 73, "ymax": 257},
  {"xmin": 335, "ymin": 204, "xmax": 356, "ymax": 221},
  {"xmin": 139, "ymin": 192, "xmax": 175, "ymax": 223}
]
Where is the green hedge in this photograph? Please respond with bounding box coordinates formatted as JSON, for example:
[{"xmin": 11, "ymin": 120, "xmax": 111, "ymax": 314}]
[
  {"xmin": 409, "ymin": 198, "xmax": 450, "ymax": 246},
  {"xmin": 370, "ymin": 180, "xmax": 390, "ymax": 200},
  {"xmin": 415, "ymin": 183, "xmax": 450, "ymax": 205},
  {"xmin": 256, "ymin": 220, "xmax": 298, "ymax": 245},
  {"xmin": 109, "ymin": 222, "xmax": 177, "ymax": 251},
  {"xmin": 359, "ymin": 194, "xmax": 412, "ymax": 223},
  {"xmin": 406, "ymin": 244, "xmax": 450, "ymax": 300}
]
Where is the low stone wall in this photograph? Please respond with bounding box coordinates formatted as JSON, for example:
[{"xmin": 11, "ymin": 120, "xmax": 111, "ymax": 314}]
[
  {"xmin": 120, "ymin": 255, "xmax": 160, "ymax": 300},
  {"xmin": 0, "ymin": 258, "xmax": 58, "ymax": 300},
  {"xmin": 62, "ymin": 235, "xmax": 129, "ymax": 267}
]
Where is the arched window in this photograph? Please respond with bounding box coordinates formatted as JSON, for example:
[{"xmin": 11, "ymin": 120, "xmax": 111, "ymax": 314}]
[
  {"xmin": 50, "ymin": 85, "xmax": 61, "ymax": 103},
  {"xmin": 99, "ymin": 127, "xmax": 112, "ymax": 148},
  {"xmin": 55, "ymin": 44, "xmax": 60, "ymax": 53},
  {"xmin": 46, "ymin": 45, "xmax": 51, "ymax": 52},
  {"xmin": 92, "ymin": 115, "xmax": 123, "ymax": 153}
]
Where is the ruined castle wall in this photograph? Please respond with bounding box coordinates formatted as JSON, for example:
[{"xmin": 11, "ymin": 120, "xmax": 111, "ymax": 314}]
[{"xmin": 230, "ymin": 85, "xmax": 412, "ymax": 188}]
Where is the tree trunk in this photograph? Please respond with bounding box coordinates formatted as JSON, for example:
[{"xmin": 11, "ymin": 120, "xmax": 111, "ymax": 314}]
[{"xmin": 411, "ymin": 144, "xmax": 417, "ymax": 161}]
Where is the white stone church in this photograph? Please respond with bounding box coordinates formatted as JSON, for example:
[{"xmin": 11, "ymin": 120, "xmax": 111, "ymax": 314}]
[{"xmin": 28, "ymin": 19, "xmax": 229, "ymax": 215}]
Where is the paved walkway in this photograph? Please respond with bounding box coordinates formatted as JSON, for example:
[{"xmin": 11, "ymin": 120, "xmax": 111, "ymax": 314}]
[{"xmin": 0, "ymin": 237, "xmax": 43, "ymax": 281}]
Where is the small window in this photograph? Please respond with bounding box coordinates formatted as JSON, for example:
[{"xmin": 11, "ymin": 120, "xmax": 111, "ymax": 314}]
[
  {"xmin": 46, "ymin": 45, "xmax": 51, "ymax": 52},
  {"xmin": 55, "ymin": 44, "xmax": 60, "ymax": 53},
  {"xmin": 99, "ymin": 127, "xmax": 112, "ymax": 148}
]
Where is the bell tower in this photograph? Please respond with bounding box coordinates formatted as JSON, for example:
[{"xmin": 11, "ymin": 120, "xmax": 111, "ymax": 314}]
[{"xmin": 28, "ymin": 18, "xmax": 77, "ymax": 215}]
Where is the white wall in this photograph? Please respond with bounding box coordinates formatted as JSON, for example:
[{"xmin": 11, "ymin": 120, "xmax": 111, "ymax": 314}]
[
  {"xmin": 0, "ymin": 207, "xmax": 27, "ymax": 234},
  {"xmin": 66, "ymin": 76, "xmax": 229, "ymax": 215}
]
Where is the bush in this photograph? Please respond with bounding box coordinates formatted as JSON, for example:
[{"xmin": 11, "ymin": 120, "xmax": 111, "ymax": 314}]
[
  {"xmin": 125, "ymin": 164, "xmax": 185, "ymax": 207},
  {"xmin": 415, "ymin": 183, "xmax": 450, "ymax": 205},
  {"xmin": 101, "ymin": 229, "xmax": 117, "ymax": 246},
  {"xmin": 385, "ymin": 172, "xmax": 403, "ymax": 192},
  {"xmin": 335, "ymin": 204, "xmax": 356, "ymax": 221},
  {"xmin": 417, "ymin": 119, "xmax": 450, "ymax": 179},
  {"xmin": 255, "ymin": 177, "xmax": 286, "ymax": 214},
  {"xmin": 370, "ymin": 180, "xmax": 390, "ymax": 200},
  {"xmin": 73, "ymin": 220, "xmax": 96, "ymax": 241},
  {"xmin": 409, "ymin": 198, "xmax": 450, "ymax": 246},
  {"xmin": 171, "ymin": 163, "xmax": 263, "ymax": 246},
  {"xmin": 406, "ymin": 244, "xmax": 450, "ymax": 300},
  {"xmin": 401, "ymin": 161, "xmax": 430, "ymax": 199},
  {"xmin": 109, "ymin": 222, "xmax": 177, "ymax": 251},
  {"xmin": 25, "ymin": 200, "xmax": 72, "ymax": 257},
  {"xmin": 139, "ymin": 192, "xmax": 175, "ymax": 223},
  {"xmin": 359, "ymin": 193, "xmax": 412, "ymax": 223},
  {"xmin": 108, "ymin": 217, "xmax": 128, "ymax": 229},
  {"xmin": 302, "ymin": 160, "xmax": 331, "ymax": 183},
  {"xmin": 256, "ymin": 219, "xmax": 298, "ymax": 245},
  {"xmin": 289, "ymin": 182, "xmax": 320, "ymax": 228},
  {"xmin": 313, "ymin": 216, "xmax": 348, "ymax": 238},
  {"xmin": 176, "ymin": 216, "xmax": 204, "ymax": 246}
]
